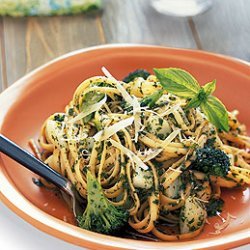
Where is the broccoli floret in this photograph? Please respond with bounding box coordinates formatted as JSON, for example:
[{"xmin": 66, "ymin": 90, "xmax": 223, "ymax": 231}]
[
  {"xmin": 123, "ymin": 69, "xmax": 150, "ymax": 83},
  {"xmin": 206, "ymin": 197, "xmax": 224, "ymax": 217},
  {"xmin": 191, "ymin": 146, "xmax": 230, "ymax": 177},
  {"xmin": 204, "ymin": 138, "xmax": 216, "ymax": 147},
  {"xmin": 77, "ymin": 171, "xmax": 128, "ymax": 234}
]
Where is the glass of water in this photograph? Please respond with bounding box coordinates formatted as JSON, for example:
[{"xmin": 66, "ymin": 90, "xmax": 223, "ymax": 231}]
[{"xmin": 151, "ymin": 0, "xmax": 213, "ymax": 17}]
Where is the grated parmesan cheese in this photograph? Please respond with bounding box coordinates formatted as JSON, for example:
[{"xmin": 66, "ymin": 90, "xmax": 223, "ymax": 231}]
[
  {"xmin": 159, "ymin": 103, "xmax": 180, "ymax": 117},
  {"xmin": 169, "ymin": 167, "xmax": 183, "ymax": 173},
  {"xmin": 194, "ymin": 197, "xmax": 209, "ymax": 203},
  {"xmin": 142, "ymin": 148, "xmax": 163, "ymax": 162},
  {"xmin": 205, "ymin": 219, "xmax": 211, "ymax": 225},
  {"xmin": 102, "ymin": 66, "xmax": 114, "ymax": 79},
  {"xmin": 93, "ymin": 117, "xmax": 134, "ymax": 141},
  {"xmin": 162, "ymin": 129, "xmax": 181, "ymax": 148},
  {"xmin": 68, "ymin": 95, "xmax": 107, "ymax": 124},
  {"xmin": 210, "ymin": 213, "xmax": 236, "ymax": 235},
  {"xmin": 109, "ymin": 139, "xmax": 148, "ymax": 170},
  {"xmin": 102, "ymin": 66, "xmax": 141, "ymax": 142}
]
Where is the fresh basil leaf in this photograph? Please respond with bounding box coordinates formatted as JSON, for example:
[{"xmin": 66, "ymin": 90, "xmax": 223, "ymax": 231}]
[
  {"xmin": 203, "ymin": 80, "xmax": 216, "ymax": 96},
  {"xmin": 197, "ymin": 88, "xmax": 208, "ymax": 102},
  {"xmin": 201, "ymin": 95, "xmax": 229, "ymax": 132},
  {"xmin": 185, "ymin": 95, "xmax": 202, "ymax": 109},
  {"xmin": 154, "ymin": 68, "xmax": 200, "ymax": 98},
  {"xmin": 154, "ymin": 67, "xmax": 229, "ymax": 131},
  {"xmin": 186, "ymin": 88, "xmax": 208, "ymax": 109}
]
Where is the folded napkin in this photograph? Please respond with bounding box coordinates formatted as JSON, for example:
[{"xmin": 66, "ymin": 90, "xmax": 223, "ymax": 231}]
[{"xmin": 0, "ymin": 0, "xmax": 102, "ymax": 16}]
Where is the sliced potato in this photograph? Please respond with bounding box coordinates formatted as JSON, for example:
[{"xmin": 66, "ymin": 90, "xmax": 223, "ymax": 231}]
[{"xmin": 180, "ymin": 196, "xmax": 207, "ymax": 234}]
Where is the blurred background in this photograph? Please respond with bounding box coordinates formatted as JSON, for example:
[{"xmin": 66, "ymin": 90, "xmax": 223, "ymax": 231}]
[
  {"xmin": 0, "ymin": 0, "xmax": 249, "ymax": 249},
  {"xmin": 0, "ymin": 0, "xmax": 249, "ymax": 91}
]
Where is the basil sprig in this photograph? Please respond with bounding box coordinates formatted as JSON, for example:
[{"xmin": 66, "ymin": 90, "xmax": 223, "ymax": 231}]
[{"xmin": 154, "ymin": 68, "xmax": 229, "ymax": 132}]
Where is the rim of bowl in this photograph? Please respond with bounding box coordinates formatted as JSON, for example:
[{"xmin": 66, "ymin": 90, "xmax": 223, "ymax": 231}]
[{"xmin": 0, "ymin": 44, "xmax": 249, "ymax": 250}]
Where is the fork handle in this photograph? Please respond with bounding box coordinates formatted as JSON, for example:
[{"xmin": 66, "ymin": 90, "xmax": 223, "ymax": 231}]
[{"xmin": 0, "ymin": 134, "xmax": 69, "ymax": 190}]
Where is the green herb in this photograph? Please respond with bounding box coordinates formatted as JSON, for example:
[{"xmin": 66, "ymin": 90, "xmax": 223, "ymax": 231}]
[
  {"xmin": 140, "ymin": 89, "xmax": 163, "ymax": 108},
  {"xmin": 68, "ymin": 108, "xmax": 74, "ymax": 116},
  {"xmin": 123, "ymin": 69, "xmax": 150, "ymax": 83},
  {"xmin": 154, "ymin": 68, "xmax": 229, "ymax": 131},
  {"xmin": 152, "ymin": 199, "xmax": 159, "ymax": 205},
  {"xmin": 206, "ymin": 198, "xmax": 224, "ymax": 217},
  {"xmin": 54, "ymin": 114, "xmax": 65, "ymax": 122}
]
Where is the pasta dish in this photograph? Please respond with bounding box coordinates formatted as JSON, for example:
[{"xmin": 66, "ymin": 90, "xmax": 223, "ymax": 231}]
[{"xmin": 37, "ymin": 67, "xmax": 250, "ymax": 240}]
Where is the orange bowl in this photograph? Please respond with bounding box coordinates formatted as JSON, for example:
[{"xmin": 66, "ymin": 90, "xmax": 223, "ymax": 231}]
[{"xmin": 0, "ymin": 45, "xmax": 249, "ymax": 249}]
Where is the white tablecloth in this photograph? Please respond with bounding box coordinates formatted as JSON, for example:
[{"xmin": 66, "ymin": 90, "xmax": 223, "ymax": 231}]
[{"xmin": 0, "ymin": 201, "xmax": 84, "ymax": 250}]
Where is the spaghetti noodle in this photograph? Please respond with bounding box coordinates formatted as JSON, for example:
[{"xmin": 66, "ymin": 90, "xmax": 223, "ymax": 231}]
[{"xmin": 37, "ymin": 68, "xmax": 250, "ymax": 240}]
